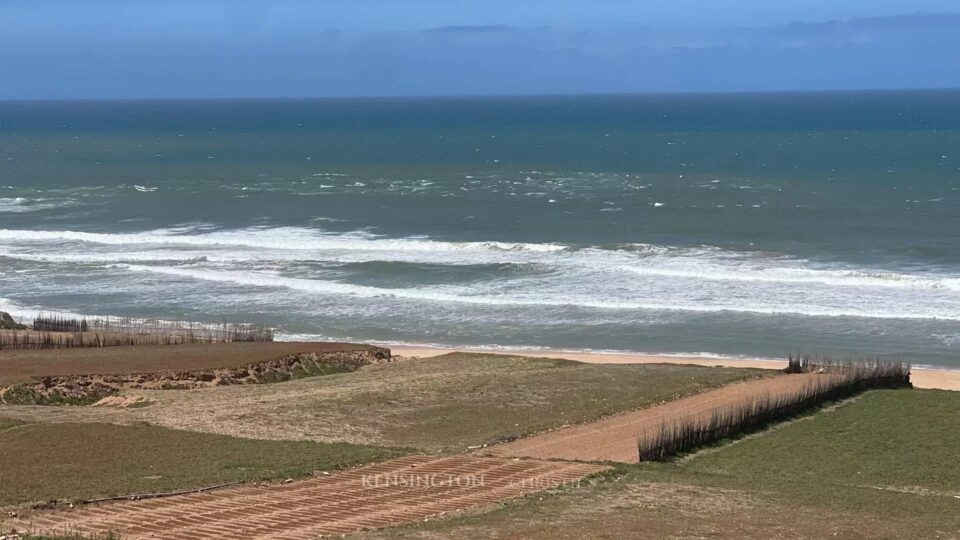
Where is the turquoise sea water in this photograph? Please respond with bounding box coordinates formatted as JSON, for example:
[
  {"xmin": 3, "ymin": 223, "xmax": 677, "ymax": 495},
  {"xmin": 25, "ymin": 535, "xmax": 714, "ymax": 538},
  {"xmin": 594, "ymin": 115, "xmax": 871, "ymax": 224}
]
[{"xmin": 1, "ymin": 91, "xmax": 959, "ymax": 366}]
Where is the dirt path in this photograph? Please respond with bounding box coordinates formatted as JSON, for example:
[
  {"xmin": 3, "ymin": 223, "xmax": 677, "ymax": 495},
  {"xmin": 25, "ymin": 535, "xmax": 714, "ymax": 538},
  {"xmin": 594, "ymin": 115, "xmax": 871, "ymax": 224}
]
[
  {"xmin": 9, "ymin": 456, "xmax": 607, "ymax": 539},
  {"xmin": 483, "ymin": 372, "xmax": 832, "ymax": 463}
]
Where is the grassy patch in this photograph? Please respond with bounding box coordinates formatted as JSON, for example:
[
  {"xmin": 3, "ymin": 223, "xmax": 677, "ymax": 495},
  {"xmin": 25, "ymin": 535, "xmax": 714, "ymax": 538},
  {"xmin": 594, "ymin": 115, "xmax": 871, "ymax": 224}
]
[
  {"xmin": 294, "ymin": 354, "xmax": 768, "ymax": 451},
  {"xmin": 290, "ymin": 356, "xmax": 359, "ymax": 379},
  {"xmin": 683, "ymin": 388, "xmax": 960, "ymax": 509},
  {"xmin": 247, "ymin": 358, "xmax": 356, "ymax": 384},
  {"xmin": 362, "ymin": 389, "xmax": 960, "ymax": 539},
  {"xmin": 0, "ymin": 421, "xmax": 408, "ymax": 508},
  {"xmin": 0, "ymin": 354, "xmax": 765, "ymax": 452}
]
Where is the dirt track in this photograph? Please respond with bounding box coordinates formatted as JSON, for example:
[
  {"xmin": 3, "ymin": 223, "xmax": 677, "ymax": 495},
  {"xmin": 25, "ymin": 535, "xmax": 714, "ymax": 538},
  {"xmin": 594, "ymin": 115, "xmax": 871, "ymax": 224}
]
[
  {"xmin": 484, "ymin": 372, "xmax": 831, "ymax": 463},
  {"xmin": 11, "ymin": 456, "xmax": 607, "ymax": 539}
]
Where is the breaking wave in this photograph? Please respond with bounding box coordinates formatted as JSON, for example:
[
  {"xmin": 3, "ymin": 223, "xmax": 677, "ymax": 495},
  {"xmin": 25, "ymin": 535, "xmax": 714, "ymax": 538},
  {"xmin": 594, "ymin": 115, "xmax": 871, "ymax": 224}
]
[{"xmin": 3, "ymin": 226, "xmax": 960, "ymax": 322}]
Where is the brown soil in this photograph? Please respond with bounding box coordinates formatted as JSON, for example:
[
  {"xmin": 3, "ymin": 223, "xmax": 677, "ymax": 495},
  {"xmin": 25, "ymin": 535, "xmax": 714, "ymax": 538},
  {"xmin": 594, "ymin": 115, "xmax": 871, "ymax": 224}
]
[
  {"xmin": 8, "ymin": 456, "xmax": 607, "ymax": 539},
  {"xmin": 0, "ymin": 342, "xmax": 390, "ymax": 404},
  {"xmin": 483, "ymin": 372, "xmax": 834, "ymax": 463},
  {"xmin": 91, "ymin": 395, "xmax": 153, "ymax": 408},
  {"xmin": 0, "ymin": 341, "xmax": 386, "ymax": 386}
]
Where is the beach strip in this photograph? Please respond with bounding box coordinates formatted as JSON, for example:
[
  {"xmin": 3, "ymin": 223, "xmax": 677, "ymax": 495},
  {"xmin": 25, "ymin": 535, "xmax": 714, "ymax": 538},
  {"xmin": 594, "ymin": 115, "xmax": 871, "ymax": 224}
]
[{"xmin": 389, "ymin": 346, "xmax": 960, "ymax": 391}]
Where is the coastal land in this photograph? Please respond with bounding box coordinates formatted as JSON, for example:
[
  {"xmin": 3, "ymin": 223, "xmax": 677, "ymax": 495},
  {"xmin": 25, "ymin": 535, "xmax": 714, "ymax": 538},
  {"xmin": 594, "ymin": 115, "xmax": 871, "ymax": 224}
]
[
  {"xmin": 1, "ymin": 333, "xmax": 957, "ymax": 538},
  {"xmin": 391, "ymin": 345, "xmax": 960, "ymax": 391}
]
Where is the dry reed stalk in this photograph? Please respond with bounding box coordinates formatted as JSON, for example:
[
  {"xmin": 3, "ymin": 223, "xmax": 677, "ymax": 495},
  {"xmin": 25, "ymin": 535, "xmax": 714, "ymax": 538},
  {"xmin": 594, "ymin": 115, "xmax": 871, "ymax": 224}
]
[
  {"xmin": 0, "ymin": 315, "xmax": 273, "ymax": 350},
  {"xmin": 638, "ymin": 357, "xmax": 911, "ymax": 461}
]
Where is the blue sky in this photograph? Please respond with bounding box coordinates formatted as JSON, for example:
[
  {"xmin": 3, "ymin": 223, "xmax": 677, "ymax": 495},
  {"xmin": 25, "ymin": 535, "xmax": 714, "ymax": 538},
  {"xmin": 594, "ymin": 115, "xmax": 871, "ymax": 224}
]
[{"xmin": 2, "ymin": 1, "xmax": 959, "ymax": 99}]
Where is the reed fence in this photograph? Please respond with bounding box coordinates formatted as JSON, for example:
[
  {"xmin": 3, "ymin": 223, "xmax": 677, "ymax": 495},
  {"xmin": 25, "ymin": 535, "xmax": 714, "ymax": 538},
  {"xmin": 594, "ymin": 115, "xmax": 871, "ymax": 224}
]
[
  {"xmin": 638, "ymin": 357, "xmax": 911, "ymax": 461},
  {"xmin": 0, "ymin": 315, "xmax": 273, "ymax": 350}
]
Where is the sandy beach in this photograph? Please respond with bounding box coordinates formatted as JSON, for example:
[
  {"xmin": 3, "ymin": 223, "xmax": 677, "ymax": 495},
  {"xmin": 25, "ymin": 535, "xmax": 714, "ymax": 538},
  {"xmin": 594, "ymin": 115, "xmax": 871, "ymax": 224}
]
[{"xmin": 389, "ymin": 345, "xmax": 960, "ymax": 391}]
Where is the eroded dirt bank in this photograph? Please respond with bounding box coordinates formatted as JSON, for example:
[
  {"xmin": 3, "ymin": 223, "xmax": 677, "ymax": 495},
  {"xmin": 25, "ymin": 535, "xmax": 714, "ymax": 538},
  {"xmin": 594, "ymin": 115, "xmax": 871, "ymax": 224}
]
[{"xmin": 0, "ymin": 346, "xmax": 391, "ymax": 405}]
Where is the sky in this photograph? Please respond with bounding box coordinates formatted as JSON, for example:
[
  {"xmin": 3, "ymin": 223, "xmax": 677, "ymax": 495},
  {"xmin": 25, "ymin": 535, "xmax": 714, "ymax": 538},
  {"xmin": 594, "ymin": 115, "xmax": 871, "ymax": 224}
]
[{"xmin": 1, "ymin": 0, "xmax": 959, "ymax": 99}]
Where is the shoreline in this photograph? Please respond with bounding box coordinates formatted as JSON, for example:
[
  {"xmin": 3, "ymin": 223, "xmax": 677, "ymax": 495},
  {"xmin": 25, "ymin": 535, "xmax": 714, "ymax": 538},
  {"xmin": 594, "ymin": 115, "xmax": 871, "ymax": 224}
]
[{"xmin": 388, "ymin": 345, "xmax": 960, "ymax": 391}]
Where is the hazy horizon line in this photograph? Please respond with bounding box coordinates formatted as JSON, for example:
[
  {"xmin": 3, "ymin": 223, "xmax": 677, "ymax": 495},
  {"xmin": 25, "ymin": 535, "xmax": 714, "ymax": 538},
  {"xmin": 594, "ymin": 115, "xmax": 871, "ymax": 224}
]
[{"xmin": 4, "ymin": 86, "xmax": 960, "ymax": 104}]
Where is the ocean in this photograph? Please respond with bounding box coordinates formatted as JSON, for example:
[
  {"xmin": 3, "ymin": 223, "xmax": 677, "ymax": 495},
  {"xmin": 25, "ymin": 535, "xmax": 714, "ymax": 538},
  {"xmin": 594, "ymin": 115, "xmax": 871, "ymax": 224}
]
[{"xmin": 1, "ymin": 91, "xmax": 959, "ymax": 367}]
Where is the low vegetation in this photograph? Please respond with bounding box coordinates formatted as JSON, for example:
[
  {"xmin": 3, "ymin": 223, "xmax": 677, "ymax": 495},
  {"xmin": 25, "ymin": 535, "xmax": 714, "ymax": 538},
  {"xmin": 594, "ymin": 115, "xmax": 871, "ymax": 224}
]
[
  {"xmin": 2, "ymin": 350, "xmax": 951, "ymax": 539},
  {"xmin": 360, "ymin": 355, "xmax": 770, "ymax": 451},
  {"xmin": 0, "ymin": 420, "xmax": 408, "ymax": 509},
  {"xmin": 363, "ymin": 389, "xmax": 960, "ymax": 539},
  {"xmin": 639, "ymin": 358, "xmax": 911, "ymax": 461},
  {"xmin": 0, "ymin": 354, "xmax": 767, "ymax": 452}
]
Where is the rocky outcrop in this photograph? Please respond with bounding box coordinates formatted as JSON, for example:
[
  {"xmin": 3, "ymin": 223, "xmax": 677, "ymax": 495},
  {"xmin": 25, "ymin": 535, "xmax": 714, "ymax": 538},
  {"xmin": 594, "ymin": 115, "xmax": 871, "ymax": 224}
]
[
  {"xmin": 0, "ymin": 347, "xmax": 391, "ymax": 405},
  {"xmin": 0, "ymin": 311, "xmax": 27, "ymax": 330}
]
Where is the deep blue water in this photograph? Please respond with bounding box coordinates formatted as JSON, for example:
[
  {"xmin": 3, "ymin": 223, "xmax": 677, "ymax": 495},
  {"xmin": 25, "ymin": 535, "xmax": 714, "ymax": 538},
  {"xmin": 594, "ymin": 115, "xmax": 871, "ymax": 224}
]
[{"xmin": 1, "ymin": 91, "xmax": 959, "ymax": 366}]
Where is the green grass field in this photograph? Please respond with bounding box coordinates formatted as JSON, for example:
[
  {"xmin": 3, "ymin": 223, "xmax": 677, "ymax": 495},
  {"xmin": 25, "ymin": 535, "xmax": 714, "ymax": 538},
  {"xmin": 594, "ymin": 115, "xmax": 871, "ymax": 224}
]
[
  {"xmin": 0, "ymin": 354, "xmax": 768, "ymax": 453},
  {"xmin": 10, "ymin": 355, "xmax": 952, "ymax": 538},
  {"xmin": 0, "ymin": 420, "xmax": 408, "ymax": 509},
  {"xmin": 0, "ymin": 353, "xmax": 765, "ymax": 518},
  {"xmin": 360, "ymin": 355, "xmax": 769, "ymax": 451},
  {"xmin": 684, "ymin": 388, "xmax": 960, "ymax": 504},
  {"xmin": 364, "ymin": 389, "xmax": 960, "ymax": 539}
]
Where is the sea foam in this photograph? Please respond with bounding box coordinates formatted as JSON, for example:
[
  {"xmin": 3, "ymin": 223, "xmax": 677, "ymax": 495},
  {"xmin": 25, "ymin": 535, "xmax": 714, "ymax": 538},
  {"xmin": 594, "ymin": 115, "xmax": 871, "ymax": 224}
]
[{"xmin": 4, "ymin": 226, "xmax": 960, "ymax": 322}]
